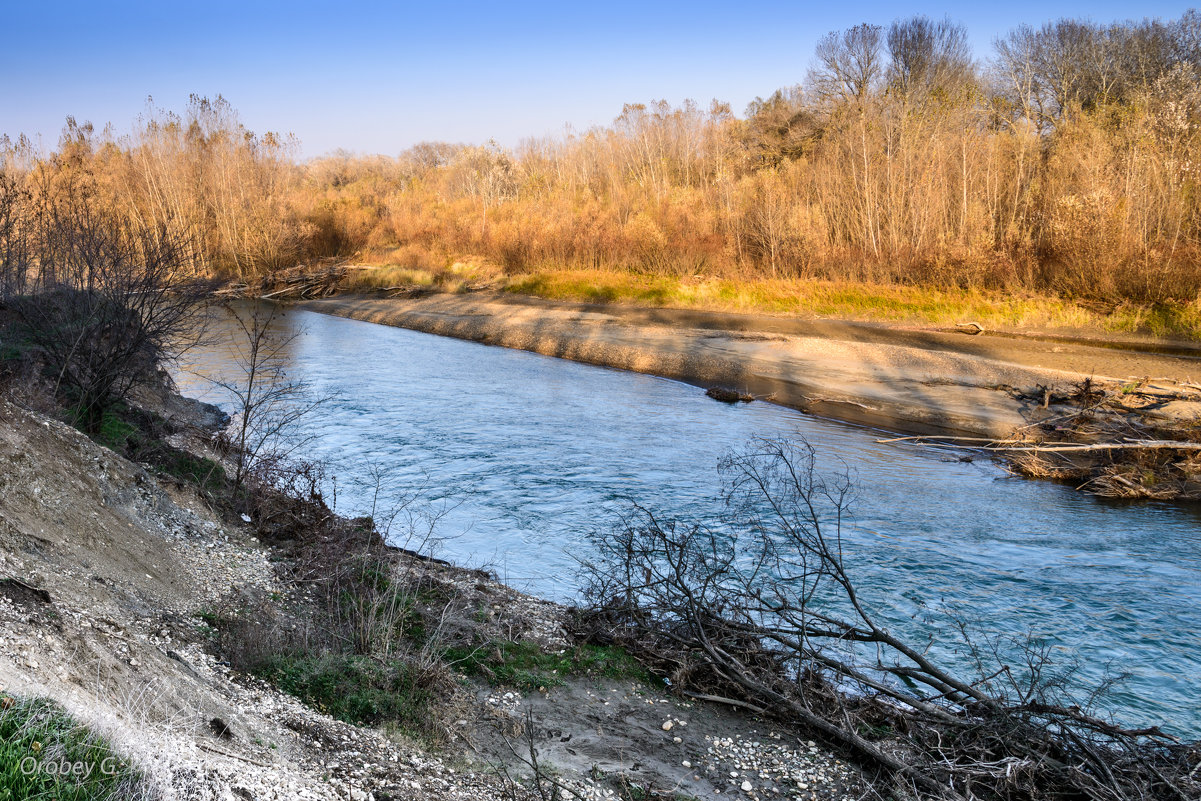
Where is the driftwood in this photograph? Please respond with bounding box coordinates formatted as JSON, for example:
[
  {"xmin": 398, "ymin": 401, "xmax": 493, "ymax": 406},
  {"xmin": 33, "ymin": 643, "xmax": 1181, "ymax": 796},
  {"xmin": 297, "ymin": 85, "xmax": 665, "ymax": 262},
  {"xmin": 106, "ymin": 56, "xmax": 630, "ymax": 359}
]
[
  {"xmin": 879, "ymin": 435, "xmax": 1201, "ymax": 453},
  {"xmin": 991, "ymin": 440, "xmax": 1201, "ymax": 453},
  {"xmin": 879, "ymin": 376, "xmax": 1201, "ymax": 499},
  {"xmin": 214, "ymin": 264, "xmax": 348, "ymax": 300},
  {"xmin": 877, "ymin": 435, "xmax": 1015, "ymax": 444},
  {"xmin": 680, "ymin": 690, "xmax": 766, "ymax": 714}
]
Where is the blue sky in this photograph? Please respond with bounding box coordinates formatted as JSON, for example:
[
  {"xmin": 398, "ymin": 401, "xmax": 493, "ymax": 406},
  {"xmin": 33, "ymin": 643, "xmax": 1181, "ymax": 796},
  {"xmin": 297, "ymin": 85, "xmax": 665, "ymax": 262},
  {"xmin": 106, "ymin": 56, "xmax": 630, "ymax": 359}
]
[{"xmin": 0, "ymin": 1, "xmax": 1195, "ymax": 158}]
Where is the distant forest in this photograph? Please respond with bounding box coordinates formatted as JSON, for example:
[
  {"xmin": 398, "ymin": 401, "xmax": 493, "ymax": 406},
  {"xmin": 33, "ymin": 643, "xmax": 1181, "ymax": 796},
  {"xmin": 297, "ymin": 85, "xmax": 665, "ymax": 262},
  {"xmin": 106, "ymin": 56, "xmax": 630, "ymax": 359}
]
[{"xmin": 4, "ymin": 11, "xmax": 1201, "ymax": 306}]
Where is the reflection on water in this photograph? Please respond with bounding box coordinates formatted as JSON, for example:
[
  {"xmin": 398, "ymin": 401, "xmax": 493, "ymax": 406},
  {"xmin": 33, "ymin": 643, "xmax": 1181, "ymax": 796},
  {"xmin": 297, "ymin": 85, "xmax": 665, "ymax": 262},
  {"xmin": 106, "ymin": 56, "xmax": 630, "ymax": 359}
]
[{"xmin": 175, "ymin": 304, "xmax": 1201, "ymax": 737}]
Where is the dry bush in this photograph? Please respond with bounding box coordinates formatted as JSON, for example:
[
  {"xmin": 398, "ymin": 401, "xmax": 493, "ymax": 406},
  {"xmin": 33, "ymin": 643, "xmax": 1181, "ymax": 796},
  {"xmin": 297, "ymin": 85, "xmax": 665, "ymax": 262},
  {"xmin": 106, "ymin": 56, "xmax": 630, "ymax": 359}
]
[{"xmin": 207, "ymin": 456, "xmax": 467, "ymax": 739}]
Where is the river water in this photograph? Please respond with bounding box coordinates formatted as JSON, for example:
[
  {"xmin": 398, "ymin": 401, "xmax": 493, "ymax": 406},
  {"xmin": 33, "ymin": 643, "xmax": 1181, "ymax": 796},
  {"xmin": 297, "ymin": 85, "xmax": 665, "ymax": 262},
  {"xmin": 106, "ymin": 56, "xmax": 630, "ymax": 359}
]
[{"xmin": 174, "ymin": 304, "xmax": 1201, "ymax": 738}]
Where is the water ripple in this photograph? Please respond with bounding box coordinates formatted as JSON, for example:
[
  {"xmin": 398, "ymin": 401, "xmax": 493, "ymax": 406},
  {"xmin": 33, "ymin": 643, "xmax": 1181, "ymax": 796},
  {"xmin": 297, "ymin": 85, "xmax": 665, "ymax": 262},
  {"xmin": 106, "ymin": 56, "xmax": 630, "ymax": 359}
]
[{"xmin": 175, "ymin": 305, "xmax": 1201, "ymax": 738}]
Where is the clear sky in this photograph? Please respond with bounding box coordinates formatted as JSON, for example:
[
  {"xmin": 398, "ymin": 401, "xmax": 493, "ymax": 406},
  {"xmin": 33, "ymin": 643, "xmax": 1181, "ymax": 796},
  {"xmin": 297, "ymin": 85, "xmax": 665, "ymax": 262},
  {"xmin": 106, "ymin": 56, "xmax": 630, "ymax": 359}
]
[{"xmin": 0, "ymin": 0, "xmax": 1195, "ymax": 158}]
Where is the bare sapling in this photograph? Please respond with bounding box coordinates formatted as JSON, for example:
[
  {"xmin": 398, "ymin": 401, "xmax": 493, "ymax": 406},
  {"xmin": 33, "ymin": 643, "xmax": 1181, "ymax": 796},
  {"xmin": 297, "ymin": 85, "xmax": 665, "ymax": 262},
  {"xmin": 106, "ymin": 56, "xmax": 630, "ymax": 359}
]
[{"xmin": 206, "ymin": 300, "xmax": 332, "ymax": 493}]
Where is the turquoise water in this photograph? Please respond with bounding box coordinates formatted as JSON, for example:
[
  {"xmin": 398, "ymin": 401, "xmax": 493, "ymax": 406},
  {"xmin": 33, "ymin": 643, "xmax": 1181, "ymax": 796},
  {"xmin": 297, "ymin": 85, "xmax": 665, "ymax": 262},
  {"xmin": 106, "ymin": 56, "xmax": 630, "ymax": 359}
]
[{"xmin": 175, "ymin": 305, "xmax": 1201, "ymax": 738}]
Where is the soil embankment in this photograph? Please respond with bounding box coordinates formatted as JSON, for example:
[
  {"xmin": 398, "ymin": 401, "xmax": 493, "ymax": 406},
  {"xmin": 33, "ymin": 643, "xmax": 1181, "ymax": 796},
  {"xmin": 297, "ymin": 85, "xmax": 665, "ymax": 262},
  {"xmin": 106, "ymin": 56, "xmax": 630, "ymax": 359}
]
[{"xmin": 300, "ymin": 292, "xmax": 1201, "ymax": 438}]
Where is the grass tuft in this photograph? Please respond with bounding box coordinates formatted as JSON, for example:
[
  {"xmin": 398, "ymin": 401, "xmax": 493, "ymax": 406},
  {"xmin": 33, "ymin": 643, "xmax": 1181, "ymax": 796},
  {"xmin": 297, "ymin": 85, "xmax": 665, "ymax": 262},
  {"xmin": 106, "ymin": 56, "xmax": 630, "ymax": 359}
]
[
  {"xmin": 253, "ymin": 653, "xmax": 436, "ymax": 733},
  {"xmin": 0, "ymin": 694, "xmax": 147, "ymax": 801}
]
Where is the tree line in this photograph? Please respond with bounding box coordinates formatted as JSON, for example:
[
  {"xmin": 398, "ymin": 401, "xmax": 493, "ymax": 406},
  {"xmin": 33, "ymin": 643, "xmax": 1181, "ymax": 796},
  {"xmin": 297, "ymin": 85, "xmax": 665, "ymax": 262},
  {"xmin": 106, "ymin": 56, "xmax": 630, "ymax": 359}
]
[{"xmin": 3, "ymin": 10, "xmax": 1201, "ymax": 306}]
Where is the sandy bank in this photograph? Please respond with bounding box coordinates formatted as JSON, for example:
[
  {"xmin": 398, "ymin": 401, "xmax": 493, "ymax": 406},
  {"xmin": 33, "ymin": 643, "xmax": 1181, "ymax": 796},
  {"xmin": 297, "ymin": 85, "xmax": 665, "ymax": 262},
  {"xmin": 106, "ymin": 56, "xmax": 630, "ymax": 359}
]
[{"xmin": 298, "ymin": 292, "xmax": 1201, "ymax": 438}]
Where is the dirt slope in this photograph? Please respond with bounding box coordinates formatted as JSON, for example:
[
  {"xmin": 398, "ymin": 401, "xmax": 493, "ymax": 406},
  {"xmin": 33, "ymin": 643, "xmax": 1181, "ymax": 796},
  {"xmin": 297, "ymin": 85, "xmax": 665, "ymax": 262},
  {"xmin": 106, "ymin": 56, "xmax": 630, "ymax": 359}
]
[{"xmin": 0, "ymin": 400, "xmax": 507, "ymax": 799}]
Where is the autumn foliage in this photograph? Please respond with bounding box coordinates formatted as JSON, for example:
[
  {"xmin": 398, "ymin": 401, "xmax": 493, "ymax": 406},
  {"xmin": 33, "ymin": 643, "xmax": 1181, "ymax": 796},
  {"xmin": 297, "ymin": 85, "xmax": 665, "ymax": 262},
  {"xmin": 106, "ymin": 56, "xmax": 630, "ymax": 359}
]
[{"xmin": 4, "ymin": 12, "xmax": 1201, "ymax": 308}]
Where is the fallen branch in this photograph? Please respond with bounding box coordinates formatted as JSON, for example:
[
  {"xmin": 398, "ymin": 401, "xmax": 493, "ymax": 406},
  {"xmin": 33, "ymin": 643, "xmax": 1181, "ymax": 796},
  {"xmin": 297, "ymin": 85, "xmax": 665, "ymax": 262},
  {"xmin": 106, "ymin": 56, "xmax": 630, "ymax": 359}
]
[
  {"xmin": 580, "ymin": 437, "xmax": 1198, "ymax": 800},
  {"xmin": 880, "ymin": 435, "xmax": 1201, "ymax": 453},
  {"xmin": 989, "ymin": 440, "xmax": 1201, "ymax": 453},
  {"xmin": 877, "ymin": 435, "xmax": 1024, "ymax": 445},
  {"xmin": 196, "ymin": 740, "xmax": 273, "ymax": 767},
  {"xmin": 680, "ymin": 690, "xmax": 766, "ymax": 714}
]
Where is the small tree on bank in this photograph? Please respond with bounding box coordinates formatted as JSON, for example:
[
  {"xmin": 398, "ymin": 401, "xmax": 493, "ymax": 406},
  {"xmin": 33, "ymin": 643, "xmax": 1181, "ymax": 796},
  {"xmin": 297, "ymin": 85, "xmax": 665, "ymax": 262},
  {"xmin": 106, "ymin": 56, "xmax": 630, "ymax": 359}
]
[{"xmin": 207, "ymin": 300, "xmax": 330, "ymax": 493}]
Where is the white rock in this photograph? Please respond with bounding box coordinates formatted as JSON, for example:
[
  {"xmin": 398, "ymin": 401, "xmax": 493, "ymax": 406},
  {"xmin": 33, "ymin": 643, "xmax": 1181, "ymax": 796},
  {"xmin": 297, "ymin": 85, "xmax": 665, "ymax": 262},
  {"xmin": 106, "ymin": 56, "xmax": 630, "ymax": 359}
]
[
  {"xmin": 740, "ymin": 780, "xmax": 753, "ymax": 792},
  {"xmin": 661, "ymin": 720, "xmax": 673, "ymax": 731}
]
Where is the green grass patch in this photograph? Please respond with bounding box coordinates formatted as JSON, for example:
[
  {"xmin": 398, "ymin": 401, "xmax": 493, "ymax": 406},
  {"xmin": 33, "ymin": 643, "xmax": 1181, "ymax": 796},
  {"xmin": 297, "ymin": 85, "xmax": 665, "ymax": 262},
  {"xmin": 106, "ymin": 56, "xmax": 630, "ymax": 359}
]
[
  {"xmin": 0, "ymin": 694, "xmax": 146, "ymax": 801},
  {"xmin": 0, "ymin": 342, "xmax": 27, "ymax": 363},
  {"xmin": 73, "ymin": 401, "xmax": 230, "ymax": 497},
  {"xmin": 1103, "ymin": 301, "xmax": 1201, "ymax": 339},
  {"xmin": 253, "ymin": 653, "xmax": 435, "ymax": 733},
  {"xmin": 94, "ymin": 407, "xmax": 139, "ymax": 451},
  {"xmin": 71, "ymin": 400, "xmax": 145, "ymax": 453},
  {"xmin": 444, "ymin": 640, "xmax": 654, "ymax": 691}
]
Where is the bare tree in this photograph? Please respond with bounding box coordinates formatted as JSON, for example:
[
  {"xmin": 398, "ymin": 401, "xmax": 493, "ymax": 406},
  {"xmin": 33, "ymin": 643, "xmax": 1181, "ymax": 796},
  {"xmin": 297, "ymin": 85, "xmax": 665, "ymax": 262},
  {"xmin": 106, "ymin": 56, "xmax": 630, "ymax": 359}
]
[
  {"xmin": 1174, "ymin": 9, "xmax": 1201, "ymax": 68},
  {"xmin": 443, "ymin": 142, "xmax": 518, "ymax": 237},
  {"xmin": 810, "ymin": 23, "xmax": 885, "ymax": 104},
  {"xmin": 887, "ymin": 16, "xmax": 974, "ymax": 103},
  {"xmin": 400, "ymin": 141, "xmax": 465, "ymax": 177},
  {"xmin": 0, "ymin": 182, "xmax": 209, "ymax": 429},
  {"xmin": 206, "ymin": 301, "xmax": 331, "ymax": 491},
  {"xmin": 991, "ymin": 17, "xmax": 1190, "ymax": 129},
  {"xmin": 992, "ymin": 24, "xmax": 1046, "ymax": 124},
  {"xmin": 740, "ymin": 168, "xmax": 796, "ymax": 276},
  {"xmin": 0, "ymin": 171, "xmax": 32, "ymax": 299}
]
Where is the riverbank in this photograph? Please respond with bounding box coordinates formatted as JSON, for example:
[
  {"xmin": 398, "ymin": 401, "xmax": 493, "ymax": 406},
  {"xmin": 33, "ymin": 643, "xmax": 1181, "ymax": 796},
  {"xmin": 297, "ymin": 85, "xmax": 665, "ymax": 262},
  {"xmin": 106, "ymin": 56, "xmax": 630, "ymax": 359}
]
[
  {"xmin": 0, "ymin": 384, "xmax": 863, "ymax": 800},
  {"xmin": 298, "ymin": 291, "xmax": 1201, "ymax": 439}
]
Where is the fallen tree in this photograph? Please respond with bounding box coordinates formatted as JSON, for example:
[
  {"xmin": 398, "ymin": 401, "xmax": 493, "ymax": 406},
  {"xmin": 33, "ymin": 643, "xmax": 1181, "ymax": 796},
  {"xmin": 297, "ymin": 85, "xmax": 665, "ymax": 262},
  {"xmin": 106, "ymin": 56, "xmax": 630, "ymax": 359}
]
[{"xmin": 577, "ymin": 437, "xmax": 1199, "ymax": 799}]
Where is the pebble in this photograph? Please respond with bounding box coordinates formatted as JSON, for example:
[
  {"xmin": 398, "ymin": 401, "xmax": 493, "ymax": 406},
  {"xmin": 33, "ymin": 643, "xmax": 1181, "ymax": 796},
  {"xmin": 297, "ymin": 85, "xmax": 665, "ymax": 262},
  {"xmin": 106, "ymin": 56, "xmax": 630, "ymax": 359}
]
[{"xmin": 700, "ymin": 731, "xmax": 859, "ymax": 799}]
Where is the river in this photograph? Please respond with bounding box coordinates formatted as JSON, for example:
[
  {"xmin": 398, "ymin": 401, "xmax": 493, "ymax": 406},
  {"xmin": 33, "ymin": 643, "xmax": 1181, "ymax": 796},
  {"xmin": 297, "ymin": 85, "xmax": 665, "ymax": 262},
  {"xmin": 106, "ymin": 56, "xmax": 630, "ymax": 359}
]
[{"xmin": 174, "ymin": 303, "xmax": 1201, "ymax": 738}]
